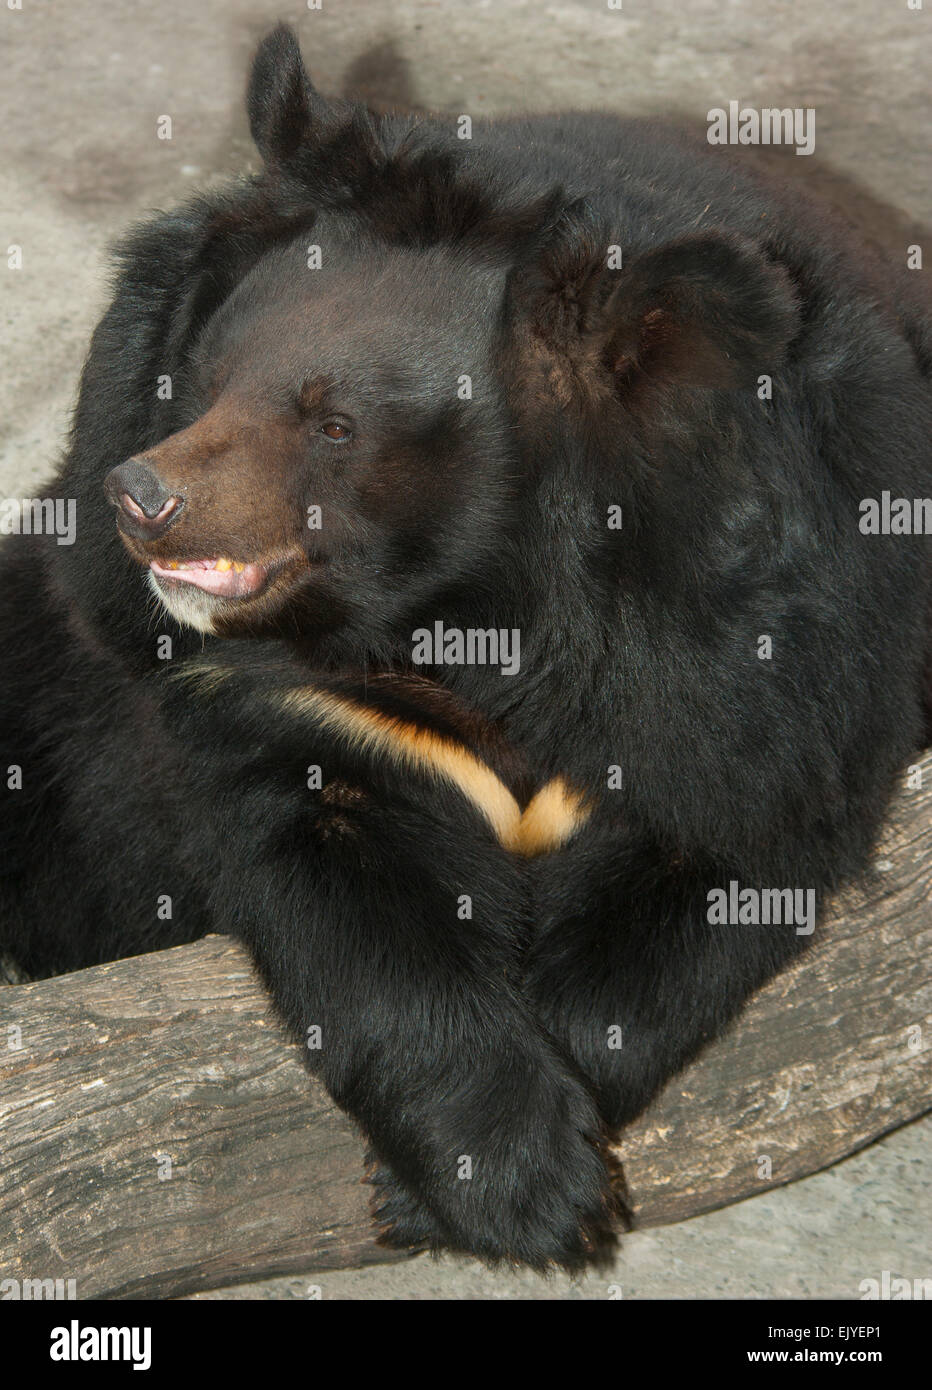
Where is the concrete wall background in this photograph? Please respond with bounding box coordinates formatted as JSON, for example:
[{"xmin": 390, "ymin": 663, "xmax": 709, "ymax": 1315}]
[
  {"xmin": 2, "ymin": 0, "xmax": 929, "ymax": 1298},
  {"xmin": 3, "ymin": 0, "xmax": 929, "ymax": 496}
]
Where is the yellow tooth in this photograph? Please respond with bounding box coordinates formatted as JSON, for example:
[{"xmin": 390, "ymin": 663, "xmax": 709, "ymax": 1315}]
[
  {"xmin": 215, "ymin": 558, "xmax": 232, "ymax": 572},
  {"xmin": 233, "ymin": 562, "xmax": 245, "ymax": 573}
]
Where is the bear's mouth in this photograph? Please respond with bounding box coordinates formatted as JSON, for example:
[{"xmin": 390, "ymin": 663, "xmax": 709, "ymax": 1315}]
[{"xmin": 149, "ymin": 557, "xmax": 268, "ymax": 599}]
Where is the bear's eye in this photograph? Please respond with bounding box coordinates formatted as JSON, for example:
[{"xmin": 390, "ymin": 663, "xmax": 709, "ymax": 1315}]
[{"xmin": 320, "ymin": 421, "xmax": 352, "ymax": 442}]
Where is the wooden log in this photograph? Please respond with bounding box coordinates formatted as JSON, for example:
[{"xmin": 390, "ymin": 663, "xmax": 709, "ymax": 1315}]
[
  {"xmin": 1, "ymin": 751, "xmax": 930, "ymax": 1298},
  {"xmin": 614, "ymin": 750, "xmax": 932, "ymax": 1224}
]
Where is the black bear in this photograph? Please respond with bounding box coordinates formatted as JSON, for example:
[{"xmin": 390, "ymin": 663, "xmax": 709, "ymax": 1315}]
[{"xmin": 1, "ymin": 25, "xmax": 930, "ymax": 1268}]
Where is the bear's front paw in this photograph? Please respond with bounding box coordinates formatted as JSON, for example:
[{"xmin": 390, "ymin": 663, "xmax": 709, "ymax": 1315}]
[
  {"xmin": 364, "ymin": 1156, "xmax": 446, "ymax": 1253},
  {"xmin": 367, "ymin": 1057, "xmax": 619, "ymax": 1271},
  {"xmin": 448, "ymin": 1111, "xmax": 618, "ymax": 1272}
]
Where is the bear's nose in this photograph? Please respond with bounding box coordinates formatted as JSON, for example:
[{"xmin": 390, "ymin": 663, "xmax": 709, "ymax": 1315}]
[{"xmin": 104, "ymin": 459, "xmax": 183, "ymax": 539}]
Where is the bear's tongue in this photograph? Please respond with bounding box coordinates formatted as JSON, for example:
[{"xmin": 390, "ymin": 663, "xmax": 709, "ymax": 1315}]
[{"xmin": 150, "ymin": 557, "xmax": 266, "ymax": 598}]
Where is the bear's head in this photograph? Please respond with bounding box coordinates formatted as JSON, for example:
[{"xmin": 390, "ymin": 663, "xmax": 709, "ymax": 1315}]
[
  {"xmin": 104, "ymin": 226, "xmax": 513, "ymax": 641},
  {"xmin": 100, "ymin": 25, "xmax": 799, "ymax": 650}
]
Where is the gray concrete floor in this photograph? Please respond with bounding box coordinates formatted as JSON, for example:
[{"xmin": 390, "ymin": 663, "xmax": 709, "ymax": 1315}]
[{"xmin": 2, "ymin": 0, "xmax": 929, "ymax": 1298}]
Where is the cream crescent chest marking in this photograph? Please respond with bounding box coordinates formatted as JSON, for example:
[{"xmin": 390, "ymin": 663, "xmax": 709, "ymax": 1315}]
[
  {"xmin": 173, "ymin": 664, "xmax": 590, "ymax": 856},
  {"xmin": 280, "ymin": 685, "xmax": 590, "ymax": 857}
]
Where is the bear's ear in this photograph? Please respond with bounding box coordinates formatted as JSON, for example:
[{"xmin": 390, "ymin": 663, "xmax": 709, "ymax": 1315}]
[
  {"xmin": 515, "ymin": 200, "xmax": 612, "ymax": 332},
  {"xmin": 598, "ymin": 232, "xmax": 800, "ymax": 389},
  {"xmin": 247, "ymin": 24, "xmax": 331, "ymax": 166}
]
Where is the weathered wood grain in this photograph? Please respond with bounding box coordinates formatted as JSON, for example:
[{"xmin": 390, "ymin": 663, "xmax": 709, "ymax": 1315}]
[
  {"xmin": 615, "ymin": 752, "xmax": 932, "ymax": 1224},
  {"xmin": 1, "ymin": 752, "xmax": 929, "ymax": 1298}
]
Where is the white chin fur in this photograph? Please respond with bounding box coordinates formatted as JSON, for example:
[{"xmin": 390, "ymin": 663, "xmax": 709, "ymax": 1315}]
[{"xmin": 147, "ymin": 570, "xmax": 217, "ymax": 635}]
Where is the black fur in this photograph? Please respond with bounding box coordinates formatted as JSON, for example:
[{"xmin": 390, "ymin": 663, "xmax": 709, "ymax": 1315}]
[{"xmin": 2, "ymin": 24, "xmax": 930, "ymax": 1268}]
